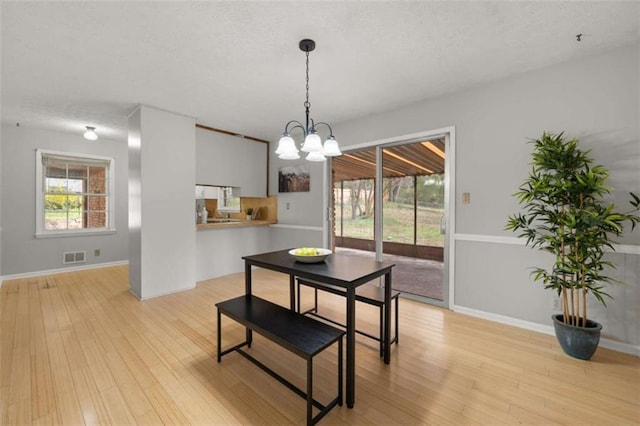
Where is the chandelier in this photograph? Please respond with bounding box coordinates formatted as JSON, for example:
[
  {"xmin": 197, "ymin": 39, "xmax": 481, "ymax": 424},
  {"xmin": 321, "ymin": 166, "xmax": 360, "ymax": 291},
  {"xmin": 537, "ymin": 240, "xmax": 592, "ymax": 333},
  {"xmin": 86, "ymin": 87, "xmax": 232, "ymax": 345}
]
[{"xmin": 275, "ymin": 39, "xmax": 342, "ymax": 162}]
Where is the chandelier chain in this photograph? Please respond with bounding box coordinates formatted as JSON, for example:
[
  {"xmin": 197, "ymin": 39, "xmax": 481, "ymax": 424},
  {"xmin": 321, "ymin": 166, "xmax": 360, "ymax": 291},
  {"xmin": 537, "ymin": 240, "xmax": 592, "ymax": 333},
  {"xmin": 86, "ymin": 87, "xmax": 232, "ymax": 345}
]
[{"xmin": 304, "ymin": 51, "xmax": 311, "ymax": 109}]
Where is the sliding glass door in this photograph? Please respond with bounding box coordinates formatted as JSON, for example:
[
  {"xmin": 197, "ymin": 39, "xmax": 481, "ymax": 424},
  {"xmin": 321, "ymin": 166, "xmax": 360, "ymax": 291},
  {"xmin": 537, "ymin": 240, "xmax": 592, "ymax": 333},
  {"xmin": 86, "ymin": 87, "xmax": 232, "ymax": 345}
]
[{"xmin": 331, "ymin": 136, "xmax": 447, "ymax": 305}]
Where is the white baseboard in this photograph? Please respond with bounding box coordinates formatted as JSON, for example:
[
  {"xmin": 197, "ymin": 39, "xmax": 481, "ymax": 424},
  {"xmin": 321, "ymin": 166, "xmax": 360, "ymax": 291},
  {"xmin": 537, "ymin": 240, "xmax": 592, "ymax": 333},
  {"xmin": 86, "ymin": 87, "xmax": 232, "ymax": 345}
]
[
  {"xmin": 0, "ymin": 260, "xmax": 129, "ymax": 286},
  {"xmin": 137, "ymin": 284, "xmax": 197, "ymax": 301},
  {"xmin": 452, "ymin": 305, "xmax": 640, "ymax": 357}
]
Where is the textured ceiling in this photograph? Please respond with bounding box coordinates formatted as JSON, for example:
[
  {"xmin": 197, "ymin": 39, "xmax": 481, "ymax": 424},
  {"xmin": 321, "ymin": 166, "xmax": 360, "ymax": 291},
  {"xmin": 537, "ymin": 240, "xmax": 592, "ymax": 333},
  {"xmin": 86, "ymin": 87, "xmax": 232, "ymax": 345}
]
[{"xmin": 2, "ymin": 1, "xmax": 638, "ymax": 143}]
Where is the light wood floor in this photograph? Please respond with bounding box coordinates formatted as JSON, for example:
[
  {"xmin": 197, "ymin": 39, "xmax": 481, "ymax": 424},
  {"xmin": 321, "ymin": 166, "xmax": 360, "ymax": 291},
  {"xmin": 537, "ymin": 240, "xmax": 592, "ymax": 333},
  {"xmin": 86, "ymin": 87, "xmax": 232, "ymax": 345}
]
[{"xmin": 1, "ymin": 265, "xmax": 638, "ymax": 425}]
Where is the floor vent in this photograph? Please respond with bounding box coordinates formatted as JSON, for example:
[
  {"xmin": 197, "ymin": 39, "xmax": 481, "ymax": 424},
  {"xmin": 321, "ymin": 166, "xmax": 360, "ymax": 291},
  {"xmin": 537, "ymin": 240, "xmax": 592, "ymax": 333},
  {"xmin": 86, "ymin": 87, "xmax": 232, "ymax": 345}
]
[{"xmin": 63, "ymin": 251, "xmax": 86, "ymax": 264}]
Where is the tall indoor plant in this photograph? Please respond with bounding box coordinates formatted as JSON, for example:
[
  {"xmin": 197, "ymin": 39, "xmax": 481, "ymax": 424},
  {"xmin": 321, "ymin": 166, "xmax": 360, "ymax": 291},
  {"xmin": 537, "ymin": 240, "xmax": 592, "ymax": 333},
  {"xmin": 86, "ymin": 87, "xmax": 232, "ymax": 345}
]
[{"xmin": 506, "ymin": 132, "xmax": 639, "ymax": 359}]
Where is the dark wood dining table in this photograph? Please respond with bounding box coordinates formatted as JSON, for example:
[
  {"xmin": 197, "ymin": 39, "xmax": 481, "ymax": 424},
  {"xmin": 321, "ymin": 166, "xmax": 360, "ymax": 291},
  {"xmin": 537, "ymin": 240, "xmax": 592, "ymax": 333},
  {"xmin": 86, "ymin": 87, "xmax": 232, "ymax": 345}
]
[{"xmin": 242, "ymin": 249, "xmax": 395, "ymax": 408}]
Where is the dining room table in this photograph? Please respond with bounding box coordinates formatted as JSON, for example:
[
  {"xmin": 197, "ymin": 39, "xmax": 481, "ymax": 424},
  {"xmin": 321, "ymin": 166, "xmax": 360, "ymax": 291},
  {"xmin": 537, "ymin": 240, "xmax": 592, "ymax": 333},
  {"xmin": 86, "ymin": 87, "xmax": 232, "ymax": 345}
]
[{"xmin": 242, "ymin": 248, "xmax": 395, "ymax": 408}]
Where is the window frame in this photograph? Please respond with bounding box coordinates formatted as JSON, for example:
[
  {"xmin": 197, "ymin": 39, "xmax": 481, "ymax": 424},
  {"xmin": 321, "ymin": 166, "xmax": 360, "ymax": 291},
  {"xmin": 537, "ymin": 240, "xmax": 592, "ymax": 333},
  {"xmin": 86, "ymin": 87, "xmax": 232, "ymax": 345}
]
[{"xmin": 35, "ymin": 149, "xmax": 116, "ymax": 238}]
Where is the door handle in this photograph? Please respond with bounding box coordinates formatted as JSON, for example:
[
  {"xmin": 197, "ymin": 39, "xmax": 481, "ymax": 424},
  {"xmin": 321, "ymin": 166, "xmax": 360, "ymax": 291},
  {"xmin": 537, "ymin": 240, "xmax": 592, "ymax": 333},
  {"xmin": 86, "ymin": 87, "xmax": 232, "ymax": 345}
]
[{"xmin": 440, "ymin": 215, "xmax": 446, "ymax": 234}]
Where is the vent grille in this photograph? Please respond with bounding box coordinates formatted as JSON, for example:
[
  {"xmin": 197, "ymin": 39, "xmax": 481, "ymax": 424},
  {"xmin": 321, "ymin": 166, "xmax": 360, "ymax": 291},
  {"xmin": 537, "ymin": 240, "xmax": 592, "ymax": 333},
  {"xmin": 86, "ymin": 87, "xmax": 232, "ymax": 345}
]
[{"xmin": 63, "ymin": 251, "xmax": 86, "ymax": 264}]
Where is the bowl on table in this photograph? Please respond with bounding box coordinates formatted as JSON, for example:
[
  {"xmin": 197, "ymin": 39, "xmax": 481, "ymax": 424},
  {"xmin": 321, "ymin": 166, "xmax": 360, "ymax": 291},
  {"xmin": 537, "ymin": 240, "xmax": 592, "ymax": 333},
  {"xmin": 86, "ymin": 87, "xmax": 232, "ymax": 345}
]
[{"xmin": 288, "ymin": 248, "xmax": 332, "ymax": 263}]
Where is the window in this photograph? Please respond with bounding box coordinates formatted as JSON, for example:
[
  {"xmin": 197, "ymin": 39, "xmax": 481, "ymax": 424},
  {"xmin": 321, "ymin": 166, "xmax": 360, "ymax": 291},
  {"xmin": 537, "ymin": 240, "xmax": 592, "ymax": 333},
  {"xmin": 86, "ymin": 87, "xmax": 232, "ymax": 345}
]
[
  {"xmin": 36, "ymin": 149, "xmax": 115, "ymax": 237},
  {"xmin": 217, "ymin": 186, "xmax": 241, "ymax": 212}
]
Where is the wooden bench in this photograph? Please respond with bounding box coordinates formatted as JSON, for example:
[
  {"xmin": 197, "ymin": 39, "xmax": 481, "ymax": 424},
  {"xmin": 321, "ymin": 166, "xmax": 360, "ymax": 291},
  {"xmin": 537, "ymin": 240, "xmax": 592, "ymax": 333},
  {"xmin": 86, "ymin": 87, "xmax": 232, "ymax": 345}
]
[
  {"xmin": 216, "ymin": 294, "xmax": 345, "ymax": 426},
  {"xmin": 297, "ymin": 279, "xmax": 399, "ymax": 357}
]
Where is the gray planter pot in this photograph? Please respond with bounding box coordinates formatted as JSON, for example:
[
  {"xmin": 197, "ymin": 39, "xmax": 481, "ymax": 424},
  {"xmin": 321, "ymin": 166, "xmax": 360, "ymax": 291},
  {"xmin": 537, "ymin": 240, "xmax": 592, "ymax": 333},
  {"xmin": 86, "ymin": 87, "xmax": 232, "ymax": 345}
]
[{"xmin": 552, "ymin": 314, "xmax": 602, "ymax": 360}]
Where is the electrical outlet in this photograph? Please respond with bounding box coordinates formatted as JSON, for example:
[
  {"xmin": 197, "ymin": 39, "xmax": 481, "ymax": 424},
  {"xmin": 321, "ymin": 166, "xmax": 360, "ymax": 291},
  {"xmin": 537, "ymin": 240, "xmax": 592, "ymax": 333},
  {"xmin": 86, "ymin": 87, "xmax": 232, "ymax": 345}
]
[
  {"xmin": 462, "ymin": 192, "xmax": 471, "ymax": 204},
  {"xmin": 551, "ymin": 295, "xmax": 562, "ymax": 311},
  {"xmin": 94, "ymin": 249, "xmax": 101, "ymax": 256}
]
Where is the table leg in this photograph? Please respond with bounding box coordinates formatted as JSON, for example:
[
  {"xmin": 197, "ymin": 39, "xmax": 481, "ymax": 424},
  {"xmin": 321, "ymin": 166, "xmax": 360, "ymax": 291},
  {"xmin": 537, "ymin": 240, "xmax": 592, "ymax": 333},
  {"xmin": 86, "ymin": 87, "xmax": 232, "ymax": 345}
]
[
  {"xmin": 245, "ymin": 262, "xmax": 253, "ymax": 346},
  {"xmin": 384, "ymin": 272, "xmax": 392, "ymax": 364},
  {"xmin": 346, "ymin": 286, "xmax": 356, "ymax": 408}
]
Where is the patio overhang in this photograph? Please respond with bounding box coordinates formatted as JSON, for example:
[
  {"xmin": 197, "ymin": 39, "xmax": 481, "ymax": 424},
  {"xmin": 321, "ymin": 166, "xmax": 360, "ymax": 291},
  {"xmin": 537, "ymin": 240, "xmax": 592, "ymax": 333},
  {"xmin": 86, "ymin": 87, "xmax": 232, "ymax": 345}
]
[{"xmin": 331, "ymin": 138, "xmax": 445, "ymax": 181}]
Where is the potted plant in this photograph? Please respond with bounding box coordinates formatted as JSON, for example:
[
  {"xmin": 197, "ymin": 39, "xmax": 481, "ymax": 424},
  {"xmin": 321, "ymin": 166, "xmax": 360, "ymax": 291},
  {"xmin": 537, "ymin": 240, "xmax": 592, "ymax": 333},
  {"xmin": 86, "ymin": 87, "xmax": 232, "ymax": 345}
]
[
  {"xmin": 506, "ymin": 132, "xmax": 639, "ymax": 360},
  {"xmin": 245, "ymin": 207, "xmax": 254, "ymax": 220}
]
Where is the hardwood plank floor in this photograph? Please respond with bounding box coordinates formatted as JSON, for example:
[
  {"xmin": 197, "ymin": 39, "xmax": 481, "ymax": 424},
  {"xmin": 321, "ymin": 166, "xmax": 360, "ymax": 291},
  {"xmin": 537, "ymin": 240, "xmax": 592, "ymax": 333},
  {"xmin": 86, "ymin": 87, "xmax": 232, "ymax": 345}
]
[{"xmin": 1, "ymin": 265, "xmax": 638, "ymax": 425}]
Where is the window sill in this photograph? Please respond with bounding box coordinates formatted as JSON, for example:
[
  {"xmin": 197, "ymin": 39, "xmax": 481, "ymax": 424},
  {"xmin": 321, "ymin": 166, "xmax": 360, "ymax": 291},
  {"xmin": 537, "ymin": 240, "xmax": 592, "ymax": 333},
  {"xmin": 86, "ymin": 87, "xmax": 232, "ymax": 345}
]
[{"xmin": 35, "ymin": 229, "xmax": 117, "ymax": 239}]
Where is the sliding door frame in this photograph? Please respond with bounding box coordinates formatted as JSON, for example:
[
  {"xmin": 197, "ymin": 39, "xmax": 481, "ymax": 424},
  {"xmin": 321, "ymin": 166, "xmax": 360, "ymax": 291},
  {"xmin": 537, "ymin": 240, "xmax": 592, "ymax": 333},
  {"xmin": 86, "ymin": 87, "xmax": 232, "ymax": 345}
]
[{"xmin": 325, "ymin": 126, "xmax": 456, "ymax": 309}]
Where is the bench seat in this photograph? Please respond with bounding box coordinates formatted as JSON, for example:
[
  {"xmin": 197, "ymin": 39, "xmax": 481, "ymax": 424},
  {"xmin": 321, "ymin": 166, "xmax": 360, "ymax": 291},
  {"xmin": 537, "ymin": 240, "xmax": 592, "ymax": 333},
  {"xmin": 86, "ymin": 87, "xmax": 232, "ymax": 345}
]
[
  {"xmin": 297, "ymin": 279, "xmax": 400, "ymax": 357},
  {"xmin": 217, "ymin": 295, "xmax": 344, "ymax": 425}
]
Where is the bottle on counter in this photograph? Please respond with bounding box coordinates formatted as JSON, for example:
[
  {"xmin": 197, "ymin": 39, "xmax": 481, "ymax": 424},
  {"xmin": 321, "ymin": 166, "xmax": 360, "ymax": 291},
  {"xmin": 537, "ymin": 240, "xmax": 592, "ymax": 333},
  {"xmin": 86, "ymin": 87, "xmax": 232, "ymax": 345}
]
[{"xmin": 200, "ymin": 206, "xmax": 208, "ymax": 224}]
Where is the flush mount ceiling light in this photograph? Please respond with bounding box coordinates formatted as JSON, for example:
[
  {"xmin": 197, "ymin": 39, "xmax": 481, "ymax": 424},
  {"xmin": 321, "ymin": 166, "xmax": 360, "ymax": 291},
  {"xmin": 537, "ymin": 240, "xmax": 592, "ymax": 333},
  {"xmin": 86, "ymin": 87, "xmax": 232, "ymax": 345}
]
[
  {"xmin": 275, "ymin": 39, "xmax": 342, "ymax": 162},
  {"xmin": 83, "ymin": 126, "xmax": 98, "ymax": 140}
]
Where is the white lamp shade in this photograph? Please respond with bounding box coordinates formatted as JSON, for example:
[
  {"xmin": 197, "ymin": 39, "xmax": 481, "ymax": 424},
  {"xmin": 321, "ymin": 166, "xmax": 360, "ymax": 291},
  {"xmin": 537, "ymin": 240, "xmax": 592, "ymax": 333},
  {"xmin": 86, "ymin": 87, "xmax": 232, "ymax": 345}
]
[
  {"xmin": 301, "ymin": 132, "xmax": 322, "ymax": 152},
  {"xmin": 275, "ymin": 135, "xmax": 297, "ymax": 155},
  {"xmin": 279, "ymin": 150, "xmax": 301, "ymax": 160},
  {"xmin": 322, "ymin": 136, "xmax": 342, "ymax": 156},
  {"xmin": 83, "ymin": 126, "xmax": 98, "ymax": 140},
  {"xmin": 306, "ymin": 151, "xmax": 326, "ymax": 162}
]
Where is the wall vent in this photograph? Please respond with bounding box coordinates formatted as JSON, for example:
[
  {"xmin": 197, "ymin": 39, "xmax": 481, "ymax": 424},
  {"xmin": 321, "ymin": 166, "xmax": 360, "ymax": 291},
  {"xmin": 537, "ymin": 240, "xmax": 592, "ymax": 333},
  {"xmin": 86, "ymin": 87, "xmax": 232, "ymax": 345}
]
[{"xmin": 63, "ymin": 251, "xmax": 86, "ymax": 264}]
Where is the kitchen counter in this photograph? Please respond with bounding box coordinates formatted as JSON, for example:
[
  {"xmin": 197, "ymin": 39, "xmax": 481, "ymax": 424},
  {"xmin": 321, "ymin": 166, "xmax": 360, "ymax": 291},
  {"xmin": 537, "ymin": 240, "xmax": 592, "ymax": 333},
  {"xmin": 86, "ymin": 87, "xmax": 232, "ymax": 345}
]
[{"xmin": 196, "ymin": 219, "xmax": 277, "ymax": 230}]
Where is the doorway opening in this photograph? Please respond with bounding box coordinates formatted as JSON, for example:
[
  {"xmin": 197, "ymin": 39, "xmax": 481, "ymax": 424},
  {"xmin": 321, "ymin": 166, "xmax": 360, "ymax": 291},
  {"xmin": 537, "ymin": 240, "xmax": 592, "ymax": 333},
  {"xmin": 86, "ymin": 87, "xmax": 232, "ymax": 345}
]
[{"xmin": 331, "ymin": 137, "xmax": 447, "ymax": 303}]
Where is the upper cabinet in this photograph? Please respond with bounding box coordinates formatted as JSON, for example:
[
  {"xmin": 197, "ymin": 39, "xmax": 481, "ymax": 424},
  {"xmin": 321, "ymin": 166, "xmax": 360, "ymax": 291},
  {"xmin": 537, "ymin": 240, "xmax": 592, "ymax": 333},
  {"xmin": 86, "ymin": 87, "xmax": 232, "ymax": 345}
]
[
  {"xmin": 196, "ymin": 185, "xmax": 219, "ymax": 199},
  {"xmin": 195, "ymin": 127, "xmax": 268, "ymax": 197}
]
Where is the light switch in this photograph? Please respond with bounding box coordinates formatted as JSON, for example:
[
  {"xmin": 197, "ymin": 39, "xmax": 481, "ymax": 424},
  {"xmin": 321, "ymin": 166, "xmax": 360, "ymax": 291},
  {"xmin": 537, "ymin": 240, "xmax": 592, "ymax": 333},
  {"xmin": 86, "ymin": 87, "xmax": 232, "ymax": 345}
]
[{"xmin": 462, "ymin": 192, "xmax": 471, "ymax": 204}]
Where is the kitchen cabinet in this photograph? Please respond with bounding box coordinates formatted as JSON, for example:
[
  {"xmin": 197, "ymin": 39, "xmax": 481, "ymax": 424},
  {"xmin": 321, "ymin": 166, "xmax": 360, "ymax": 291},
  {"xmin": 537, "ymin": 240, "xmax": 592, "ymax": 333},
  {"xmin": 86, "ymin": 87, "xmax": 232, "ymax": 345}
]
[
  {"xmin": 196, "ymin": 127, "xmax": 268, "ymax": 197},
  {"xmin": 204, "ymin": 186, "xmax": 218, "ymax": 199},
  {"xmin": 195, "ymin": 185, "xmax": 219, "ymax": 199},
  {"xmin": 195, "ymin": 185, "xmax": 205, "ymax": 199}
]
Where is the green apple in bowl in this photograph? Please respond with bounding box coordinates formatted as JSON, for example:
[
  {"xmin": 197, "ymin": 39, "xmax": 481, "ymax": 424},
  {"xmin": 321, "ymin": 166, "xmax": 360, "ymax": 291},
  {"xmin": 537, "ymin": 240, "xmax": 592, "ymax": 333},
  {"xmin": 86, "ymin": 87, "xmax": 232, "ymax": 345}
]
[{"xmin": 289, "ymin": 248, "xmax": 331, "ymax": 263}]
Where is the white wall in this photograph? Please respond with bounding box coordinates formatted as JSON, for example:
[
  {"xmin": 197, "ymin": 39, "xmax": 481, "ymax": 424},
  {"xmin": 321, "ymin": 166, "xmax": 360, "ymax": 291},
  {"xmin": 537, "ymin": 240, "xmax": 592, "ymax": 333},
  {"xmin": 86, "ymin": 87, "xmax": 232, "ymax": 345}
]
[
  {"xmin": 268, "ymin": 153, "xmax": 327, "ymax": 249},
  {"xmin": 196, "ymin": 226, "xmax": 271, "ymax": 281},
  {"xmin": 272, "ymin": 43, "xmax": 640, "ymax": 347},
  {"xmin": 0, "ymin": 125, "xmax": 129, "ymax": 276},
  {"xmin": 128, "ymin": 105, "xmax": 196, "ymax": 299}
]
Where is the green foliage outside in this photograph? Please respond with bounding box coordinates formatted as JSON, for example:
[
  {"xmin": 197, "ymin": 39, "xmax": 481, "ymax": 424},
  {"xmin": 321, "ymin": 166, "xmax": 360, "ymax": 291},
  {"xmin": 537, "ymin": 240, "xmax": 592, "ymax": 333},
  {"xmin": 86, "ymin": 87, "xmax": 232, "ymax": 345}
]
[
  {"xmin": 45, "ymin": 182, "xmax": 83, "ymax": 210},
  {"xmin": 335, "ymin": 175, "xmax": 445, "ymax": 247},
  {"xmin": 44, "ymin": 181, "xmax": 83, "ymax": 229}
]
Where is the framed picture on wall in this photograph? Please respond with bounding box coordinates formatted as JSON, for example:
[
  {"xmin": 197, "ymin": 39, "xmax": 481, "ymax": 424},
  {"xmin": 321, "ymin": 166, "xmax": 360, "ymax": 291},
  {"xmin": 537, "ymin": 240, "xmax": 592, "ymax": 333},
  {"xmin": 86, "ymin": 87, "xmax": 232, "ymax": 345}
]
[{"xmin": 278, "ymin": 165, "xmax": 310, "ymax": 193}]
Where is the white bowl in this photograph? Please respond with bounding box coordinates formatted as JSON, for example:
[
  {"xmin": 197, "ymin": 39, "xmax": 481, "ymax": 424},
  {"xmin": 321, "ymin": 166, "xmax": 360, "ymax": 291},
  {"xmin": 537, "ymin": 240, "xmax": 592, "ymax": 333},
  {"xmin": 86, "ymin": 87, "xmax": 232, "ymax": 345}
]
[{"xmin": 288, "ymin": 248, "xmax": 332, "ymax": 263}]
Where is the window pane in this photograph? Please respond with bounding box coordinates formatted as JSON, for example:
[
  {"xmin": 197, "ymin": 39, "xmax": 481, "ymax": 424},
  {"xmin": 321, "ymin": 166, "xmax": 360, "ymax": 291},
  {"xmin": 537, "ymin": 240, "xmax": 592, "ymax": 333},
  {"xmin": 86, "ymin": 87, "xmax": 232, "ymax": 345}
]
[
  {"xmin": 383, "ymin": 177, "xmax": 415, "ymax": 244},
  {"xmin": 45, "ymin": 163, "xmax": 67, "ymax": 178},
  {"xmin": 45, "ymin": 193, "xmax": 67, "ymax": 211},
  {"xmin": 87, "ymin": 195, "xmax": 107, "ymax": 228},
  {"xmin": 68, "ymin": 178, "xmax": 84, "ymax": 194},
  {"xmin": 68, "ymin": 165, "xmax": 88, "ymax": 179},
  {"xmin": 416, "ymin": 174, "xmax": 444, "ymax": 247},
  {"xmin": 340, "ymin": 179, "xmax": 374, "ymax": 240},
  {"xmin": 44, "ymin": 208, "xmax": 68, "ymax": 230},
  {"xmin": 45, "ymin": 178, "xmax": 68, "ymax": 194},
  {"xmin": 88, "ymin": 166, "xmax": 106, "ymax": 194}
]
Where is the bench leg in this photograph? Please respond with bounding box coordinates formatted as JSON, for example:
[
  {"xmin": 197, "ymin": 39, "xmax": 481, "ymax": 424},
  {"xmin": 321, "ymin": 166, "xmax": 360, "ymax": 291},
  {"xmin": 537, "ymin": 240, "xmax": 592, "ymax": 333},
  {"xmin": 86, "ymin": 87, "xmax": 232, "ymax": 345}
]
[
  {"xmin": 307, "ymin": 358, "xmax": 313, "ymax": 426},
  {"xmin": 217, "ymin": 308, "xmax": 222, "ymax": 362}
]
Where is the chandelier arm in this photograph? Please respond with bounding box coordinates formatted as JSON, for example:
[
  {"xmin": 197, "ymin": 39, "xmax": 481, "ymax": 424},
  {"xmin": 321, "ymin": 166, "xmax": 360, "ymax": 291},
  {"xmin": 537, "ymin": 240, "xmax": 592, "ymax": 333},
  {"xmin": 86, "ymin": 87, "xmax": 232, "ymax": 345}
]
[
  {"xmin": 284, "ymin": 120, "xmax": 306, "ymax": 135},
  {"xmin": 312, "ymin": 122, "xmax": 334, "ymax": 136}
]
